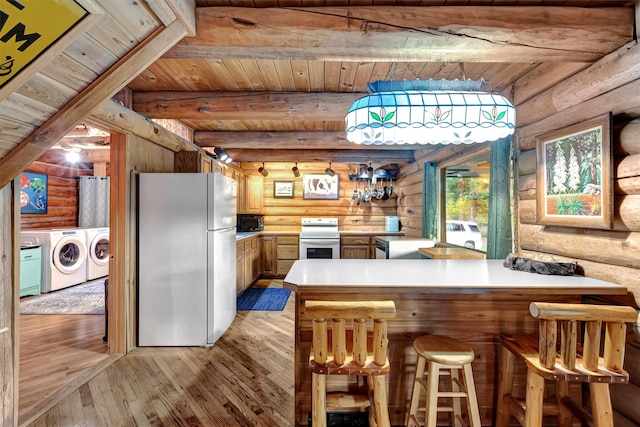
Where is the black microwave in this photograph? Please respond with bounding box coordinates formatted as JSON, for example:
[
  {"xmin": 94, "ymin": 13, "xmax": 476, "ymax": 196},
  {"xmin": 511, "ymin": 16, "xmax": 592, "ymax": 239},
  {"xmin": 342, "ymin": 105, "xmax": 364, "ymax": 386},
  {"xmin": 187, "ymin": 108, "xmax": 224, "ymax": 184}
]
[{"xmin": 237, "ymin": 214, "xmax": 264, "ymax": 232}]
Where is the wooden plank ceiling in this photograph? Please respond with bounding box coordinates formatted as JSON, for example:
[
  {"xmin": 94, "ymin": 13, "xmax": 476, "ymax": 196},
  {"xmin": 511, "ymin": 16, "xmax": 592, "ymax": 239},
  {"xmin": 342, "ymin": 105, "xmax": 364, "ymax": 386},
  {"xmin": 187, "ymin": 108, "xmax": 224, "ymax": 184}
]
[{"xmin": 125, "ymin": 0, "xmax": 636, "ymax": 165}]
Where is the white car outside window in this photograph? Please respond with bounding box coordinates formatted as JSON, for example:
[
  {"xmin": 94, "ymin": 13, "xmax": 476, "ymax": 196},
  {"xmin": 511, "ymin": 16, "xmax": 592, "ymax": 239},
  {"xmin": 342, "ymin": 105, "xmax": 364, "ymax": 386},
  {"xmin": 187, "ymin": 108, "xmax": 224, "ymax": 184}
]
[{"xmin": 445, "ymin": 220, "xmax": 483, "ymax": 250}]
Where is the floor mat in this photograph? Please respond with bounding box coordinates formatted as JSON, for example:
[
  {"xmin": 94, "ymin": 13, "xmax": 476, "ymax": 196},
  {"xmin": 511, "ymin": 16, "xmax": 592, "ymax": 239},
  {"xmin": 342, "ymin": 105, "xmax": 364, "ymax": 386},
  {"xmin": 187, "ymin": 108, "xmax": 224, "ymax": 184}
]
[{"xmin": 20, "ymin": 279, "xmax": 106, "ymax": 315}]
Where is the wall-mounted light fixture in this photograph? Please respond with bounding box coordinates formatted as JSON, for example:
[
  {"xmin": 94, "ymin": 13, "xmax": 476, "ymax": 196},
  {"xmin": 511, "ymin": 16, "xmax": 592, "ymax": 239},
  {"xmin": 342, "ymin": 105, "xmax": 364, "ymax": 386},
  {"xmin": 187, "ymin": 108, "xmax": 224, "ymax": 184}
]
[
  {"xmin": 213, "ymin": 147, "xmax": 232, "ymax": 164},
  {"xmin": 325, "ymin": 162, "xmax": 336, "ymax": 177},
  {"xmin": 65, "ymin": 149, "xmax": 81, "ymax": 163},
  {"xmin": 258, "ymin": 162, "xmax": 269, "ymax": 177},
  {"xmin": 292, "ymin": 162, "xmax": 300, "ymax": 177}
]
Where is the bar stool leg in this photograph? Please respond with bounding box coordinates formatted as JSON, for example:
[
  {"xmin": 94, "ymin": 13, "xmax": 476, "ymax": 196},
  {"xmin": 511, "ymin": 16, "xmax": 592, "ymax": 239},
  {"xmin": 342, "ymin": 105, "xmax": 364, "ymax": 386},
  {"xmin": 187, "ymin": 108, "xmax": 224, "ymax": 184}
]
[
  {"xmin": 312, "ymin": 373, "xmax": 327, "ymax": 427},
  {"xmin": 590, "ymin": 383, "xmax": 614, "ymax": 427},
  {"xmin": 524, "ymin": 369, "xmax": 544, "ymax": 427},
  {"xmin": 462, "ymin": 362, "xmax": 482, "ymax": 427},
  {"xmin": 372, "ymin": 375, "xmax": 391, "ymax": 427},
  {"xmin": 450, "ymin": 368, "xmax": 463, "ymax": 427},
  {"xmin": 408, "ymin": 354, "xmax": 427, "ymax": 426},
  {"xmin": 556, "ymin": 380, "xmax": 572, "ymax": 427},
  {"xmin": 495, "ymin": 347, "xmax": 515, "ymax": 427},
  {"xmin": 425, "ymin": 361, "xmax": 441, "ymax": 427}
]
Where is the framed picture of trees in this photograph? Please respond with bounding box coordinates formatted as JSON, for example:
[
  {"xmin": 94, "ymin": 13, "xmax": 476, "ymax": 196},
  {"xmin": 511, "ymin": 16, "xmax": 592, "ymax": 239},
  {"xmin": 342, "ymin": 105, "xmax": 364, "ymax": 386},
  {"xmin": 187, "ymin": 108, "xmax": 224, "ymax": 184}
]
[{"xmin": 536, "ymin": 113, "xmax": 612, "ymax": 229}]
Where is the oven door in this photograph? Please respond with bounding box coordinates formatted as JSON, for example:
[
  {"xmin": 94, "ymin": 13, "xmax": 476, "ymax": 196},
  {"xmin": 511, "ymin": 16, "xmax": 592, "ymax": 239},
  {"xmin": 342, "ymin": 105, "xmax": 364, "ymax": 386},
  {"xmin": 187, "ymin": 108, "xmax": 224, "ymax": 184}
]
[{"xmin": 299, "ymin": 238, "xmax": 340, "ymax": 259}]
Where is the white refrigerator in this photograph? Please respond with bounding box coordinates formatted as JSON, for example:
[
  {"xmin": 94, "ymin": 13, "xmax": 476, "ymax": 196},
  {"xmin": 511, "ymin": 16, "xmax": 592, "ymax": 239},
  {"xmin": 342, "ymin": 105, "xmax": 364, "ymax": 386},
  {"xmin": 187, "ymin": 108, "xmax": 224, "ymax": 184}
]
[{"xmin": 137, "ymin": 172, "xmax": 237, "ymax": 346}]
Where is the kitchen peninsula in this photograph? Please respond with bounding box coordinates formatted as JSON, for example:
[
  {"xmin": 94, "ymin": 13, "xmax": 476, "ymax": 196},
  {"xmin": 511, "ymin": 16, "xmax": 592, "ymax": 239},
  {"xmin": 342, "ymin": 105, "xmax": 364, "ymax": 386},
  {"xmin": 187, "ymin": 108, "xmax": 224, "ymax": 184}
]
[{"xmin": 283, "ymin": 259, "xmax": 628, "ymax": 426}]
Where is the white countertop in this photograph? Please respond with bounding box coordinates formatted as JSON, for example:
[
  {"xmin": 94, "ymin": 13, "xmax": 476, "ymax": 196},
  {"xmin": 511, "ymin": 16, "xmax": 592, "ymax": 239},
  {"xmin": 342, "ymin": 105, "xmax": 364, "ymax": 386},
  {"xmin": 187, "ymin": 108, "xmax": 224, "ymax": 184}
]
[{"xmin": 283, "ymin": 259, "xmax": 627, "ymax": 295}]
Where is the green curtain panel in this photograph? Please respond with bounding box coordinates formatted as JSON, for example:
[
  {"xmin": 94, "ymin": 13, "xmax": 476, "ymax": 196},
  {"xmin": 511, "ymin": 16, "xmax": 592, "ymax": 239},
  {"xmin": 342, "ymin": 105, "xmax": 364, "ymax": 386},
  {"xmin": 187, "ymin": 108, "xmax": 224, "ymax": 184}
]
[
  {"xmin": 422, "ymin": 162, "xmax": 437, "ymax": 240},
  {"xmin": 486, "ymin": 137, "xmax": 513, "ymax": 259}
]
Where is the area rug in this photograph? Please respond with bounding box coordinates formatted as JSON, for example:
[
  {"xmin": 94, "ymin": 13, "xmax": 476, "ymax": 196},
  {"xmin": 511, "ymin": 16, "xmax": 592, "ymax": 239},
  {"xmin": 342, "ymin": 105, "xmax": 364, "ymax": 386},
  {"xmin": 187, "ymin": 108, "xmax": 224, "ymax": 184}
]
[
  {"xmin": 20, "ymin": 279, "xmax": 106, "ymax": 315},
  {"xmin": 237, "ymin": 287, "xmax": 291, "ymax": 311}
]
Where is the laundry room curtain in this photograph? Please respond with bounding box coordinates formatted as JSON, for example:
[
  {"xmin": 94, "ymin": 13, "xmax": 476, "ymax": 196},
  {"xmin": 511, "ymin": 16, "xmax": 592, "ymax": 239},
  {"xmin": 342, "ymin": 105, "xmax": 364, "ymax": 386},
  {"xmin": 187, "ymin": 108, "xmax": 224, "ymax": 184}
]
[{"xmin": 79, "ymin": 176, "xmax": 110, "ymax": 227}]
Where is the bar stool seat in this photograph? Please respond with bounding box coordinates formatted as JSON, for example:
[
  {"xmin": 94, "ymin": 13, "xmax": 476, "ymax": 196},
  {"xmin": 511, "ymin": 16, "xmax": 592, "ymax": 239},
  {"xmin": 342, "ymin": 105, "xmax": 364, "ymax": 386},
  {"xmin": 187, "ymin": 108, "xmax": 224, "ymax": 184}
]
[
  {"xmin": 495, "ymin": 302, "xmax": 638, "ymax": 427},
  {"xmin": 407, "ymin": 335, "xmax": 481, "ymax": 427}
]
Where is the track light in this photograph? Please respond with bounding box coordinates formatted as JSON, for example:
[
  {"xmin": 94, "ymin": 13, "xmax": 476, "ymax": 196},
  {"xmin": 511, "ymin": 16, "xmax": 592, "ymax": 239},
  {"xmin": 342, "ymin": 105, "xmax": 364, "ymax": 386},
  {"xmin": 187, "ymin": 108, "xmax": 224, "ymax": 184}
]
[
  {"xmin": 292, "ymin": 162, "xmax": 300, "ymax": 178},
  {"xmin": 213, "ymin": 147, "xmax": 232, "ymax": 164},
  {"xmin": 325, "ymin": 162, "xmax": 336, "ymax": 177},
  {"xmin": 258, "ymin": 162, "xmax": 269, "ymax": 177}
]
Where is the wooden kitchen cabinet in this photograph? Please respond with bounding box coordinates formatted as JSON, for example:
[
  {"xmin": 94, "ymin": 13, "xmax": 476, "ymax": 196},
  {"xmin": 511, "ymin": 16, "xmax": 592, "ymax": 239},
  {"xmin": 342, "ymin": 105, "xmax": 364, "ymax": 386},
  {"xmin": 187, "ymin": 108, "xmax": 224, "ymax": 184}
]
[
  {"xmin": 252, "ymin": 236, "xmax": 262, "ymax": 281},
  {"xmin": 174, "ymin": 150, "xmax": 214, "ymax": 173},
  {"xmin": 236, "ymin": 241, "xmax": 246, "ymax": 295},
  {"xmin": 236, "ymin": 235, "xmax": 262, "ymax": 295},
  {"xmin": 262, "ymin": 235, "xmax": 277, "ymax": 276},
  {"xmin": 340, "ymin": 235, "xmax": 372, "ymax": 259},
  {"xmin": 261, "ymin": 234, "xmax": 298, "ymax": 277},
  {"xmin": 276, "ymin": 235, "xmax": 299, "ymax": 276},
  {"xmin": 245, "ymin": 175, "xmax": 264, "ymax": 214}
]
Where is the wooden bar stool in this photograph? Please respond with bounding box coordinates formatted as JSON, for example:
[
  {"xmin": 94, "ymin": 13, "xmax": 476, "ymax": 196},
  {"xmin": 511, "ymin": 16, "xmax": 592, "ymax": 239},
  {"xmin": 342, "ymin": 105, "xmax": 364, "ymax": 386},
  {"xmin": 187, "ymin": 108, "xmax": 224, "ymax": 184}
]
[
  {"xmin": 304, "ymin": 300, "xmax": 396, "ymax": 427},
  {"xmin": 496, "ymin": 302, "xmax": 638, "ymax": 427},
  {"xmin": 407, "ymin": 335, "xmax": 481, "ymax": 427}
]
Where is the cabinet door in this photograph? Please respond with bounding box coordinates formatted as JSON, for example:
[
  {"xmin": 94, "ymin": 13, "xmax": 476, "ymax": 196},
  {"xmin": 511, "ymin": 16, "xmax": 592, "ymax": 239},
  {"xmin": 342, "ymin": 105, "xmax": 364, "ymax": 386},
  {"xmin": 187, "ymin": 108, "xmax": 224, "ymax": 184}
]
[
  {"xmin": 246, "ymin": 175, "xmax": 264, "ymax": 214},
  {"xmin": 262, "ymin": 236, "xmax": 277, "ymax": 276},
  {"xmin": 236, "ymin": 173, "xmax": 247, "ymax": 214},
  {"xmin": 255, "ymin": 236, "xmax": 263, "ymax": 277},
  {"xmin": 200, "ymin": 155, "xmax": 213, "ymax": 173},
  {"xmin": 341, "ymin": 246, "xmax": 370, "ymax": 259},
  {"xmin": 236, "ymin": 254, "xmax": 245, "ymax": 295},
  {"xmin": 251, "ymin": 248, "xmax": 260, "ymax": 281},
  {"xmin": 244, "ymin": 253, "xmax": 252, "ymax": 288}
]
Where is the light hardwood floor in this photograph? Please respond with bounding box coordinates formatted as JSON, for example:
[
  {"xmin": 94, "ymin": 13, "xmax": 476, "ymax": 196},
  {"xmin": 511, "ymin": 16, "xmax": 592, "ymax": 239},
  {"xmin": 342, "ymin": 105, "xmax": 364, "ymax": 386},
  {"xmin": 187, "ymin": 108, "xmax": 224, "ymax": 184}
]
[{"xmin": 20, "ymin": 279, "xmax": 294, "ymax": 427}]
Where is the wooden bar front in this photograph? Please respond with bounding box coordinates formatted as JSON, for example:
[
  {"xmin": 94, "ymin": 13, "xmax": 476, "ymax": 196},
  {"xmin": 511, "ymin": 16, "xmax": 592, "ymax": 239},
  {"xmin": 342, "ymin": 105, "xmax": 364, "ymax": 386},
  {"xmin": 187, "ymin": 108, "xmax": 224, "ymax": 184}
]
[{"xmin": 283, "ymin": 259, "xmax": 628, "ymax": 427}]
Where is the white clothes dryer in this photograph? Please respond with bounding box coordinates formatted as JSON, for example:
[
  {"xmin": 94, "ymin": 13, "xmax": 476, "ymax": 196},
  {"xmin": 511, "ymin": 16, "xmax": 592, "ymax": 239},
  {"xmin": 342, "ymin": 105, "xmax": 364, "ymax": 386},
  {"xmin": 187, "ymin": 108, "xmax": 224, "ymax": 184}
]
[
  {"xmin": 83, "ymin": 227, "xmax": 109, "ymax": 280},
  {"xmin": 20, "ymin": 229, "xmax": 87, "ymax": 292}
]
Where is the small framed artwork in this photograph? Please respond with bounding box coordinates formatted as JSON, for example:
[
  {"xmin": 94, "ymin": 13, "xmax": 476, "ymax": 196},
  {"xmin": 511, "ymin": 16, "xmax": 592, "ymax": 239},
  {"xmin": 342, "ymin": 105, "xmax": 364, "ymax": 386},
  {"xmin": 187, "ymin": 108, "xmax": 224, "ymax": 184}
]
[
  {"xmin": 274, "ymin": 181, "xmax": 295, "ymax": 198},
  {"xmin": 303, "ymin": 174, "xmax": 339, "ymax": 200},
  {"xmin": 536, "ymin": 113, "xmax": 612, "ymax": 229},
  {"xmin": 20, "ymin": 172, "xmax": 48, "ymax": 214}
]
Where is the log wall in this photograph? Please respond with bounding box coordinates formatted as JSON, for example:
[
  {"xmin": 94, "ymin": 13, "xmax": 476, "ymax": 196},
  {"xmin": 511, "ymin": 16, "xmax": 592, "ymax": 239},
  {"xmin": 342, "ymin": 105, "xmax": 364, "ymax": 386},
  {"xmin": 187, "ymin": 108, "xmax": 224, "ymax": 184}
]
[
  {"xmin": 514, "ymin": 47, "xmax": 640, "ymax": 423},
  {"xmin": 242, "ymin": 162, "xmax": 398, "ymax": 232},
  {"xmin": 391, "ymin": 41, "xmax": 640, "ymax": 425},
  {"xmin": 20, "ymin": 161, "xmax": 97, "ymax": 230}
]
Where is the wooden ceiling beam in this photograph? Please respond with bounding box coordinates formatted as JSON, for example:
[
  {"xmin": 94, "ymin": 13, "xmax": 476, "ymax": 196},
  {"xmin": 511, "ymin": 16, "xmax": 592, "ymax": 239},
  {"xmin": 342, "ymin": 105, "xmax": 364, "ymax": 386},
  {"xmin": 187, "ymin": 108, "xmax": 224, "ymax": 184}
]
[
  {"xmin": 222, "ymin": 148, "xmax": 415, "ymax": 163},
  {"xmin": 165, "ymin": 6, "xmax": 633, "ymax": 62},
  {"xmin": 0, "ymin": 21, "xmax": 189, "ymax": 189},
  {"xmin": 132, "ymin": 92, "xmax": 360, "ymax": 120},
  {"xmin": 194, "ymin": 131, "xmax": 420, "ymax": 150}
]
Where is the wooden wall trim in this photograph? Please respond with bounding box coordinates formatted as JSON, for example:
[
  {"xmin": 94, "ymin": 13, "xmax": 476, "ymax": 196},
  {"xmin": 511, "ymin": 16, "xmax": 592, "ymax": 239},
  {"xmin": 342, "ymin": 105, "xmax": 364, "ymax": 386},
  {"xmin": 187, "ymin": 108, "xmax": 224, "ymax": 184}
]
[
  {"xmin": 146, "ymin": 0, "xmax": 196, "ymax": 36},
  {"xmin": 108, "ymin": 132, "xmax": 127, "ymax": 354},
  {"xmin": 0, "ymin": 180, "xmax": 18, "ymax": 426}
]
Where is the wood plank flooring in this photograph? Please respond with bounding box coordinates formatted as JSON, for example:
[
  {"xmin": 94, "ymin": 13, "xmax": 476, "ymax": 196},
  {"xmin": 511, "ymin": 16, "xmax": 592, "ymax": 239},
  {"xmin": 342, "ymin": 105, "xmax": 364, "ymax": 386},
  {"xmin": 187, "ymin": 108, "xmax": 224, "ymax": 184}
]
[{"xmin": 21, "ymin": 279, "xmax": 295, "ymax": 427}]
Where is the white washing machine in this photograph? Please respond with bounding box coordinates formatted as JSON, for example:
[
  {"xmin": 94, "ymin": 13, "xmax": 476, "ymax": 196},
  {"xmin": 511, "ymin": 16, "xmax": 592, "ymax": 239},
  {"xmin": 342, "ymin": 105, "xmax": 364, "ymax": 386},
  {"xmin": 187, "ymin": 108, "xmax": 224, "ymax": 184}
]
[
  {"xmin": 83, "ymin": 227, "xmax": 109, "ymax": 280},
  {"xmin": 20, "ymin": 229, "xmax": 87, "ymax": 292}
]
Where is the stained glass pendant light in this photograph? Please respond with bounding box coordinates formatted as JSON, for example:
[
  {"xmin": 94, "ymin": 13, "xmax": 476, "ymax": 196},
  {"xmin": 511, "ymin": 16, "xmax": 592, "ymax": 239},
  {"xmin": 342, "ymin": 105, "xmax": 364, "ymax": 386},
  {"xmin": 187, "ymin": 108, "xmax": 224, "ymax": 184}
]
[{"xmin": 345, "ymin": 78, "xmax": 515, "ymax": 145}]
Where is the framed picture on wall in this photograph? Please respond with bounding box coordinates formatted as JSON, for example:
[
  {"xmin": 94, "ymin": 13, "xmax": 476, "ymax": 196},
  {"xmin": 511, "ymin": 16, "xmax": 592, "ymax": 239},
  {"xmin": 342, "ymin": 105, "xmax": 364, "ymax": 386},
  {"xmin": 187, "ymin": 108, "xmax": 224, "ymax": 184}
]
[
  {"xmin": 535, "ymin": 113, "xmax": 612, "ymax": 229},
  {"xmin": 20, "ymin": 172, "xmax": 48, "ymax": 214},
  {"xmin": 274, "ymin": 181, "xmax": 295, "ymax": 198},
  {"xmin": 303, "ymin": 174, "xmax": 339, "ymax": 200}
]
